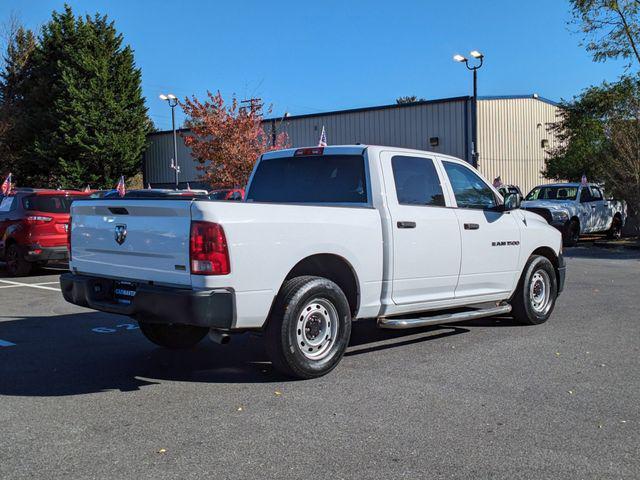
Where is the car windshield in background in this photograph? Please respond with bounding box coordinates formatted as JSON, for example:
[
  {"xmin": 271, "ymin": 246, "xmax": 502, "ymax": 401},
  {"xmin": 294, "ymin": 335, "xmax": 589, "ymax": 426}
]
[
  {"xmin": 526, "ymin": 186, "xmax": 578, "ymax": 201},
  {"xmin": 247, "ymin": 154, "xmax": 368, "ymax": 204},
  {"xmin": 103, "ymin": 190, "xmax": 207, "ymax": 199},
  {"xmin": 22, "ymin": 195, "xmax": 76, "ymax": 213},
  {"xmin": 209, "ymin": 190, "xmax": 230, "ymax": 200}
]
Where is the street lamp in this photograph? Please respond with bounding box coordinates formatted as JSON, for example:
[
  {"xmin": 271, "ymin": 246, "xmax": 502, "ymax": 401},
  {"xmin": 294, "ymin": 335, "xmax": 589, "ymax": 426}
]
[
  {"xmin": 160, "ymin": 93, "xmax": 180, "ymax": 188},
  {"xmin": 453, "ymin": 50, "xmax": 484, "ymax": 168}
]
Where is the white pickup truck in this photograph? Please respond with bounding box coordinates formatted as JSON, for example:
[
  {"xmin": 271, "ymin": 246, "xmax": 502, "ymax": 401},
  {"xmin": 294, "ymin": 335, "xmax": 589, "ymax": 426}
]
[
  {"xmin": 521, "ymin": 183, "xmax": 626, "ymax": 246},
  {"xmin": 61, "ymin": 145, "xmax": 566, "ymax": 379}
]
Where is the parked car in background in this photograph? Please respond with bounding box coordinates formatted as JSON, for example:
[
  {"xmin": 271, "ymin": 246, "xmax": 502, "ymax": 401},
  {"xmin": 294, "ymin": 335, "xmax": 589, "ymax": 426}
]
[
  {"xmin": 522, "ymin": 183, "xmax": 626, "ymax": 246},
  {"xmin": 102, "ymin": 189, "xmax": 209, "ymax": 199},
  {"xmin": 209, "ymin": 188, "xmax": 244, "ymax": 201},
  {"xmin": 498, "ymin": 184, "xmax": 523, "ymax": 202},
  {"xmin": 0, "ymin": 188, "xmax": 89, "ymax": 276},
  {"xmin": 61, "ymin": 145, "xmax": 565, "ymax": 379}
]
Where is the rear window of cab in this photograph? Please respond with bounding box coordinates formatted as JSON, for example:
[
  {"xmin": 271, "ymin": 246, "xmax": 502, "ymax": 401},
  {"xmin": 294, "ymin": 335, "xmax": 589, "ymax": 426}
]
[
  {"xmin": 22, "ymin": 195, "xmax": 77, "ymax": 213},
  {"xmin": 246, "ymin": 154, "xmax": 368, "ymax": 204}
]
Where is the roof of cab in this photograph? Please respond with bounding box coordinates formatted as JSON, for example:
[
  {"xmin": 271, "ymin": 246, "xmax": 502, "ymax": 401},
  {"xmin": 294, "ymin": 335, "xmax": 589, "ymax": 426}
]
[{"xmin": 260, "ymin": 144, "xmax": 467, "ymax": 163}]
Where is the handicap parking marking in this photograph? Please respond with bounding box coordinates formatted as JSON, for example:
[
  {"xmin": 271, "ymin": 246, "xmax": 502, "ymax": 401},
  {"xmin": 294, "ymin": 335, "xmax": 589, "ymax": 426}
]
[
  {"xmin": 0, "ymin": 338, "xmax": 16, "ymax": 347},
  {"xmin": 0, "ymin": 279, "xmax": 60, "ymax": 292}
]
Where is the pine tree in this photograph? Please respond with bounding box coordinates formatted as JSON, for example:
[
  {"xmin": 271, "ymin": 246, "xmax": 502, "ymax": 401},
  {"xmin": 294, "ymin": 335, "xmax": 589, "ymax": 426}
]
[
  {"xmin": 0, "ymin": 26, "xmax": 37, "ymax": 177},
  {"xmin": 5, "ymin": 5, "xmax": 150, "ymax": 188}
]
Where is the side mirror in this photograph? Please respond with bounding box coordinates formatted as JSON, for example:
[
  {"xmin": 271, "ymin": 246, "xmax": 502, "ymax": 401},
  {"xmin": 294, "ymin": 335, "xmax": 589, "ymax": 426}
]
[{"xmin": 503, "ymin": 192, "xmax": 521, "ymax": 211}]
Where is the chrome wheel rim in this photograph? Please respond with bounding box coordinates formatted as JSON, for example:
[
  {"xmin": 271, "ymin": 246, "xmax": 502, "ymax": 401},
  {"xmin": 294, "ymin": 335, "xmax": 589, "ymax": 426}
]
[
  {"xmin": 296, "ymin": 298, "xmax": 339, "ymax": 360},
  {"xmin": 529, "ymin": 269, "xmax": 552, "ymax": 315}
]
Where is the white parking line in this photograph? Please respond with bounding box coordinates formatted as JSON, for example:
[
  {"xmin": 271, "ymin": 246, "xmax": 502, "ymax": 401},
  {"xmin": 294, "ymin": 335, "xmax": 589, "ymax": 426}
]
[
  {"xmin": 0, "ymin": 339, "xmax": 16, "ymax": 347},
  {"xmin": 0, "ymin": 279, "xmax": 60, "ymax": 292}
]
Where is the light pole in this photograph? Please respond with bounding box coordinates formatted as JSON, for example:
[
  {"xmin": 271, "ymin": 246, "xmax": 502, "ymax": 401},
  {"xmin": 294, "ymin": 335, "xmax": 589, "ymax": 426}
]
[
  {"xmin": 453, "ymin": 50, "xmax": 484, "ymax": 168},
  {"xmin": 160, "ymin": 93, "xmax": 180, "ymax": 188}
]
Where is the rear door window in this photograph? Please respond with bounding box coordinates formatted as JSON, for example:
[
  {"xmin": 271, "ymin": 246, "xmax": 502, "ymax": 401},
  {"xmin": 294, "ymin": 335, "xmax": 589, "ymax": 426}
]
[
  {"xmin": 22, "ymin": 195, "xmax": 75, "ymax": 213},
  {"xmin": 247, "ymin": 154, "xmax": 368, "ymax": 204},
  {"xmin": 391, "ymin": 156, "xmax": 445, "ymax": 206},
  {"xmin": 579, "ymin": 187, "xmax": 593, "ymax": 203}
]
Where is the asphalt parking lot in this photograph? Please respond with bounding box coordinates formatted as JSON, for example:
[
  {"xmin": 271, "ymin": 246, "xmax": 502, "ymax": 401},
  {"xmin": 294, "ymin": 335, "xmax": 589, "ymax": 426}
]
[{"xmin": 1, "ymin": 246, "xmax": 639, "ymax": 480}]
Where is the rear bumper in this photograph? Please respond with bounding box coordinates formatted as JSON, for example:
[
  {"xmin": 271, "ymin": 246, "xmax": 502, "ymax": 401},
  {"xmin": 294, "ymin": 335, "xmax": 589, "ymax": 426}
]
[
  {"xmin": 60, "ymin": 273, "xmax": 234, "ymax": 329},
  {"xmin": 23, "ymin": 245, "xmax": 68, "ymax": 262}
]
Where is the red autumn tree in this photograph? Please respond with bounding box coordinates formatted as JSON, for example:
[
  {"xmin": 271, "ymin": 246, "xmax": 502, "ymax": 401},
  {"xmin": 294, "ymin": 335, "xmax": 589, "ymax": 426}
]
[{"xmin": 181, "ymin": 91, "xmax": 289, "ymax": 189}]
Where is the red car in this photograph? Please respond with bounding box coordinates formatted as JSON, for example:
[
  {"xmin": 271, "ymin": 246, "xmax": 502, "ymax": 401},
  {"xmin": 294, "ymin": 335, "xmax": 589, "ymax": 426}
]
[
  {"xmin": 0, "ymin": 189, "xmax": 89, "ymax": 276},
  {"xmin": 209, "ymin": 188, "xmax": 244, "ymax": 201}
]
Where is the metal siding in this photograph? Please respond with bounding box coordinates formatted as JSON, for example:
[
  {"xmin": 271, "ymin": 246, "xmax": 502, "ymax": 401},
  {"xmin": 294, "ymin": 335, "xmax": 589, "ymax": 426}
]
[
  {"xmin": 477, "ymin": 98, "xmax": 559, "ymax": 195},
  {"xmin": 144, "ymin": 99, "xmax": 471, "ymax": 184}
]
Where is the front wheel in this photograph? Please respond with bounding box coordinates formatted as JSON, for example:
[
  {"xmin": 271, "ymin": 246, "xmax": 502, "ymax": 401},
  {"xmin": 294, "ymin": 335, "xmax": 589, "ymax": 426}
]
[
  {"xmin": 265, "ymin": 276, "xmax": 352, "ymax": 379},
  {"xmin": 563, "ymin": 219, "xmax": 580, "ymax": 247},
  {"xmin": 138, "ymin": 321, "xmax": 208, "ymax": 349},
  {"xmin": 511, "ymin": 255, "xmax": 558, "ymax": 325}
]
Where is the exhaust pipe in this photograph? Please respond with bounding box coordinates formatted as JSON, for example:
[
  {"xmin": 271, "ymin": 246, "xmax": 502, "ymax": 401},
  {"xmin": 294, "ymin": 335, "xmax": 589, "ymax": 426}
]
[{"xmin": 209, "ymin": 330, "xmax": 231, "ymax": 345}]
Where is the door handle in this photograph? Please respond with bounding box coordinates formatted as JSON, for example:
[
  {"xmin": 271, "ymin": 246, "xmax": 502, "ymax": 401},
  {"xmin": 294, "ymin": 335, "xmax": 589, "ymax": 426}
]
[
  {"xmin": 464, "ymin": 223, "xmax": 480, "ymax": 230},
  {"xmin": 397, "ymin": 221, "xmax": 416, "ymax": 229}
]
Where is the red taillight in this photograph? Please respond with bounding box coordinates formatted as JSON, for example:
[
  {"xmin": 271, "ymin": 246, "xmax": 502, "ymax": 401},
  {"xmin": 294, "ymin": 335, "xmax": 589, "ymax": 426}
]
[
  {"xmin": 67, "ymin": 216, "xmax": 72, "ymax": 260},
  {"xmin": 294, "ymin": 147, "xmax": 324, "ymax": 156},
  {"xmin": 190, "ymin": 221, "xmax": 230, "ymax": 275},
  {"xmin": 25, "ymin": 215, "xmax": 53, "ymax": 224}
]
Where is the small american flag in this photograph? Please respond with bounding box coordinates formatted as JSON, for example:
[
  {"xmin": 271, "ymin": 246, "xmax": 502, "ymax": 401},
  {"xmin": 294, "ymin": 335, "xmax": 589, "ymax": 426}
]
[
  {"xmin": 318, "ymin": 125, "xmax": 327, "ymax": 147},
  {"xmin": 116, "ymin": 176, "xmax": 126, "ymax": 197},
  {"xmin": 1, "ymin": 173, "xmax": 12, "ymax": 195},
  {"xmin": 580, "ymin": 174, "xmax": 588, "ymax": 186}
]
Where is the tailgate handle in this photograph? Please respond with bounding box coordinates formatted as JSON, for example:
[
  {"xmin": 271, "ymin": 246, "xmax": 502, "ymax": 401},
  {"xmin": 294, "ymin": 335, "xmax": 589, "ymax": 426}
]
[
  {"xmin": 108, "ymin": 207, "xmax": 129, "ymax": 215},
  {"xmin": 464, "ymin": 223, "xmax": 480, "ymax": 230}
]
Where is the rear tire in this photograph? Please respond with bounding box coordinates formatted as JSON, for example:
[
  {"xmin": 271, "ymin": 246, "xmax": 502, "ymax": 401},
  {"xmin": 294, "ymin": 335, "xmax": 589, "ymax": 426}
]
[
  {"xmin": 563, "ymin": 219, "xmax": 580, "ymax": 247},
  {"xmin": 265, "ymin": 276, "xmax": 352, "ymax": 379},
  {"xmin": 5, "ymin": 244, "xmax": 32, "ymax": 277},
  {"xmin": 511, "ymin": 255, "xmax": 558, "ymax": 325},
  {"xmin": 138, "ymin": 321, "xmax": 208, "ymax": 349},
  {"xmin": 606, "ymin": 215, "xmax": 622, "ymax": 240}
]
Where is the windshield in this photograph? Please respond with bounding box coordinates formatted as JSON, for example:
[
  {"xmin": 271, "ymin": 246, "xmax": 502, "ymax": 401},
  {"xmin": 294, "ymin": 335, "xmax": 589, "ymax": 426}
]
[
  {"xmin": 247, "ymin": 154, "xmax": 368, "ymax": 204},
  {"xmin": 22, "ymin": 195, "xmax": 78, "ymax": 213},
  {"xmin": 526, "ymin": 186, "xmax": 578, "ymax": 201}
]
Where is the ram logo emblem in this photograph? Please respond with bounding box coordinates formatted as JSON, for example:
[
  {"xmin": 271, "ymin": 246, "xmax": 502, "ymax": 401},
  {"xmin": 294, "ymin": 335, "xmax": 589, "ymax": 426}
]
[{"xmin": 114, "ymin": 224, "xmax": 127, "ymax": 245}]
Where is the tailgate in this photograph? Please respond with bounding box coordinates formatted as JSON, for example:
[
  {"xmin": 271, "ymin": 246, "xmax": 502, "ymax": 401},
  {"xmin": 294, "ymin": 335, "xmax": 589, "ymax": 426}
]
[{"xmin": 70, "ymin": 200, "xmax": 193, "ymax": 286}]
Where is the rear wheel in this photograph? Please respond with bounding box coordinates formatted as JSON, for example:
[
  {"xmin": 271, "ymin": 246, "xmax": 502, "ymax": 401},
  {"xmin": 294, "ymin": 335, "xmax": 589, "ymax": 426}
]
[
  {"xmin": 606, "ymin": 215, "xmax": 622, "ymax": 240},
  {"xmin": 511, "ymin": 255, "xmax": 558, "ymax": 325},
  {"xmin": 265, "ymin": 276, "xmax": 352, "ymax": 379},
  {"xmin": 138, "ymin": 321, "xmax": 208, "ymax": 349},
  {"xmin": 563, "ymin": 219, "xmax": 580, "ymax": 247},
  {"xmin": 5, "ymin": 244, "xmax": 32, "ymax": 277}
]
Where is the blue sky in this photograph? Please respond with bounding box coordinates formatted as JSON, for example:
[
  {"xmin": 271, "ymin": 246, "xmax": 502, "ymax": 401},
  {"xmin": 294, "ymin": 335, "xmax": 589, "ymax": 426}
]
[{"xmin": 4, "ymin": 0, "xmax": 628, "ymax": 130}]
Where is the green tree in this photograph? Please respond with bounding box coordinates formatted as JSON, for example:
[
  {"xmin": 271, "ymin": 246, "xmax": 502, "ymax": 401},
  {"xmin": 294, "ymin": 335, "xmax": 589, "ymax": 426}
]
[
  {"xmin": 396, "ymin": 95, "xmax": 426, "ymax": 104},
  {"xmin": 0, "ymin": 23, "xmax": 37, "ymax": 178},
  {"xmin": 544, "ymin": 75, "xmax": 640, "ymax": 215},
  {"xmin": 0, "ymin": 5, "xmax": 149, "ymax": 188},
  {"xmin": 570, "ymin": 0, "xmax": 640, "ymax": 68}
]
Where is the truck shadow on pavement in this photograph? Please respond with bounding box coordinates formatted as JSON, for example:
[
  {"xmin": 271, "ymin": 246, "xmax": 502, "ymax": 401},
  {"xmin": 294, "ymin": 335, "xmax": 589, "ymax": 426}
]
[{"xmin": 0, "ymin": 313, "xmax": 471, "ymax": 396}]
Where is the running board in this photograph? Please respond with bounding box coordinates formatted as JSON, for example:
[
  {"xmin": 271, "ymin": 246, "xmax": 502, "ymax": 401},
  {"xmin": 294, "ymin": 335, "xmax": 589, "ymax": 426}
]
[{"xmin": 377, "ymin": 304, "xmax": 512, "ymax": 330}]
